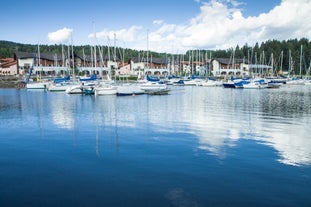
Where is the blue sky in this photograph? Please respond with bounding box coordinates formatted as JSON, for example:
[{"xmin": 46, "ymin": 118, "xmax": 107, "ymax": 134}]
[{"xmin": 1, "ymin": 0, "xmax": 310, "ymax": 53}]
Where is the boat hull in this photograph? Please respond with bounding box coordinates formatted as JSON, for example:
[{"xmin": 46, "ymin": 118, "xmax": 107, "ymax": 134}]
[
  {"xmin": 223, "ymin": 83, "xmax": 236, "ymax": 88},
  {"xmin": 26, "ymin": 82, "xmax": 49, "ymax": 89}
]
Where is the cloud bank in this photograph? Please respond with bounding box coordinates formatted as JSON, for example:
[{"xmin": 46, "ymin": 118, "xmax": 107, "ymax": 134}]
[{"xmin": 89, "ymin": 0, "xmax": 311, "ymax": 53}]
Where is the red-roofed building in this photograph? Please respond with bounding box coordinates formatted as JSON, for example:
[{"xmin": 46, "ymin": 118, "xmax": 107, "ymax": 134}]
[{"xmin": 0, "ymin": 58, "xmax": 18, "ymax": 75}]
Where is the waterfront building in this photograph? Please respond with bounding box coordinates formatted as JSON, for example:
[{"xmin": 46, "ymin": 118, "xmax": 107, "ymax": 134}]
[
  {"xmin": 75, "ymin": 54, "xmax": 118, "ymax": 77},
  {"xmin": 14, "ymin": 51, "xmax": 68, "ymax": 77},
  {"xmin": 127, "ymin": 57, "xmax": 169, "ymax": 77},
  {"xmin": 210, "ymin": 58, "xmax": 249, "ymax": 77},
  {"xmin": 144, "ymin": 57, "xmax": 169, "ymax": 76},
  {"xmin": 211, "ymin": 58, "xmax": 273, "ymax": 78},
  {"xmin": 0, "ymin": 58, "xmax": 17, "ymax": 75}
]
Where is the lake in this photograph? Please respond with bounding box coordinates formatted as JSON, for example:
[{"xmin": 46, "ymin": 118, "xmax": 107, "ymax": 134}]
[{"xmin": 0, "ymin": 85, "xmax": 311, "ymax": 207}]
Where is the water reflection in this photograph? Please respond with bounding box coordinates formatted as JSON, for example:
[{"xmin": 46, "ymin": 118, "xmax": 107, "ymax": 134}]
[
  {"xmin": 103, "ymin": 86, "xmax": 311, "ymax": 166},
  {"xmin": 50, "ymin": 94, "xmax": 75, "ymax": 129},
  {"xmin": 0, "ymin": 89, "xmax": 23, "ymax": 119},
  {"xmin": 1, "ymin": 86, "xmax": 310, "ymax": 166},
  {"xmin": 93, "ymin": 95, "xmax": 119, "ymax": 157},
  {"xmin": 190, "ymin": 86, "xmax": 311, "ymax": 166},
  {"xmin": 264, "ymin": 122, "xmax": 311, "ymax": 166}
]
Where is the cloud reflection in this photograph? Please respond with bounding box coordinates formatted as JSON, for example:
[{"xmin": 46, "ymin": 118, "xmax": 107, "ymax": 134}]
[
  {"xmin": 47, "ymin": 87, "xmax": 311, "ymax": 166},
  {"xmin": 265, "ymin": 122, "xmax": 311, "ymax": 166},
  {"xmin": 167, "ymin": 87, "xmax": 311, "ymax": 166}
]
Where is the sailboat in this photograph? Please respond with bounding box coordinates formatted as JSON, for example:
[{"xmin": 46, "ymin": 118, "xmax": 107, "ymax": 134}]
[
  {"xmin": 26, "ymin": 79, "xmax": 49, "ymax": 89},
  {"xmin": 116, "ymin": 83, "xmax": 145, "ymax": 96},
  {"xmin": 47, "ymin": 75, "xmax": 72, "ymax": 92},
  {"xmin": 304, "ymin": 59, "xmax": 311, "ymax": 85},
  {"xmin": 286, "ymin": 47, "xmax": 304, "ymax": 85},
  {"xmin": 94, "ymin": 83, "xmax": 118, "ymax": 96},
  {"xmin": 26, "ymin": 49, "xmax": 50, "ymax": 90}
]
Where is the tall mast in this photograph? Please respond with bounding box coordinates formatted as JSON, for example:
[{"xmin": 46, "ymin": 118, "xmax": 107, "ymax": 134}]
[
  {"xmin": 37, "ymin": 44, "xmax": 40, "ymax": 67},
  {"xmin": 71, "ymin": 35, "xmax": 75, "ymax": 81},
  {"xmin": 83, "ymin": 48, "xmax": 85, "ymax": 67},
  {"xmin": 232, "ymin": 49, "xmax": 235, "ymax": 69},
  {"xmin": 147, "ymin": 29, "xmax": 149, "ymax": 69},
  {"xmin": 300, "ymin": 45, "xmax": 303, "ymax": 78},
  {"xmin": 93, "ymin": 21, "xmax": 97, "ymax": 68},
  {"xmin": 113, "ymin": 33, "xmax": 117, "ymax": 81},
  {"xmin": 271, "ymin": 52, "xmax": 274, "ymax": 76},
  {"xmin": 114, "ymin": 33, "xmax": 116, "ymax": 62},
  {"xmin": 62, "ymin": 44, "xmax": 64, "ymax": 68},
  {"xmin": 106, "ymin": 36, "xmax": 110, "ymax": 63},
  {"xmin": 280, "ymin": 50, "xmax": 283, "ymax": 77},
  {"xmin": 289, "ymin": 49, "xmax": 291, "ymax": 77},
  {"xmin": 191, "ymin": 50, "xmax": 194, "ymax": 74}
]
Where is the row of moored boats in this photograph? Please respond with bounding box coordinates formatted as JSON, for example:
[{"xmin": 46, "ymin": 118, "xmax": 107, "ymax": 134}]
[
  {"xmin": 25, "ymin": 75, "xmax": 311, "ymax": 94},
  {"xmin": 26, "ymin": 76, "xmax": 171, "ymax": 96}
]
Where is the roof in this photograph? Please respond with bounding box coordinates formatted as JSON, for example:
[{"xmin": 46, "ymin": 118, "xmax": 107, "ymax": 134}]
[
  {"xmin": 0, "ymin": 58, "xmax": 14, "ymax": 62},
  {"xmin": 0, "ymin": 58, "xmax": 16, "ymax": 68},
  {"xmin": 131, "ymin": 57, "xmax": 167, "ymax": 65},
  {"xmin": 75, "ymin": 54, "xmax": 120, "ymax": 62},
  {"xmin": 38, "ymin": 53, "xmax": 65, "ymax": 61},
  {"xmin": 15, "ymin": 51, "xmax": 65, "ymax": 61},
  {"xmin": 15, "ymin": 51, "xmax": 36, "ymax": 59},
  {"xmin": 1, "ymin": 61, "xmax": 17, "ymax": 68},
  {"xmin": 0, "ymin": 59, "xmax": 17, "ymax": 68},
  {"xmin": 212, "ymin": 58, "xmax": 249, "ymax": 65}
]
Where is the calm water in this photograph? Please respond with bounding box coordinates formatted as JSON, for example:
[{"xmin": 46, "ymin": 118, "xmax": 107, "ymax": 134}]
[{"xmin": 0, "ymin": 85, "xmax": 311, "ymax": 207}]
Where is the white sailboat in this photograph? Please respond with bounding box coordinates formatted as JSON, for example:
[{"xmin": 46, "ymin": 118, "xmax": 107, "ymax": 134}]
[
  {"xmin": 48, "ymin": 81, "xmax": 72, "ymax": 92},
  {"xmin": 94, "ymin": 83, "xmax": 117, "ymax": 96},
  {"xmin": 25, "ymin": 46, "xmax": 51, "ymax": 89},
  {"xmin": 26, "ymin": 81, "xmax": 49, "ymax": 89},
  {"xmin": 116, "ymin": 83, "xmax": 145, "ymax": 96},
  {"xmin": 286, "ymin": 47, "xmax": 304, "ymax": 85},
  {"xmin": 139, "ymin": 81, "xmax": 168, "ymax": 91}
]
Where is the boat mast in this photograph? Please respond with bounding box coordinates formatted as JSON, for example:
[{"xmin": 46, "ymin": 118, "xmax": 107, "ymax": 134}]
[
  {"xmin": 307, "ymin": 59, "xmax": 311, "ymax": 78},
  {"xmin": 191, "ymin": 50, "xmax": 194, "ymax": 75},
  {"xmin": 271, "ymin": 52, "xmax": 273, "ymax": 76},
  {"xmin": 94, "ymin": 22, "xmax": 97, "ymax": 70},
  {"xmin": 37, "ymin": 44, "xmax": 42, "ymax": 81},
  {"xmin": 71, "ymin": 35, "xmax": 75, "ymax": 82},
  {"xmin": 300, "ymin": 45, "xmax": 303, "ymax": 78},
  {"xmin": 288, "ymin": 49, "xmax": 291, "ymax": 77},
  {"xmin": 147, "ymin": 29, "xmax": 149, "ymax": 69},
  {"xmin": 82, "ymin": 48, "xmax": 85, "ymax": 67},
  {"xmin": 209, "ymin": 51, "xmax": 212, "ymax": 77},
  {"xmin": 114, "ymin": 33, "xmax": 116, "ymax": 81},
  {"xmin": 280, "ymin": 50, "xmax": 283, "ymax": 77},
  {"xmin": 62, "ymin": 44, "xmax": 66, "ymax": 75},
  {"xmin": 37, "ymin": 44, "xmax": 40, "ymax": 67}
]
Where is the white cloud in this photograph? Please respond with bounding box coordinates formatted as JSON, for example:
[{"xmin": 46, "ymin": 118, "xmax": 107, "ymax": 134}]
[
  {"xmin": 153, "ymin": 19, "xmax": 164, "ymax": 25},
  {"xmin": 88, "ymin": 25, "xmax": 143, "ymax": 47},
  {"xmin": 183, "ymin": 0, "xmax": 311, "ymax": 51},
  {"xmin": 48, "ymin": 27, "xmax": 73, "ymax": 44},
  {"xmin": 84, "ymin": 0, "xmax": 311, "ymax": 53}
]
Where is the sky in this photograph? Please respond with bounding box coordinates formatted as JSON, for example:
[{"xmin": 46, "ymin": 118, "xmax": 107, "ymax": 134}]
[{"xmin": 1, "ymin": 0, "xmax": 310, "ymax": 53}]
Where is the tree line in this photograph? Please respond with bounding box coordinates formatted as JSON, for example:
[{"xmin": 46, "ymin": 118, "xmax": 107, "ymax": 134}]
[{"xmin": 1, "ymin": 38, "xmax": 310, "ymax": 75}]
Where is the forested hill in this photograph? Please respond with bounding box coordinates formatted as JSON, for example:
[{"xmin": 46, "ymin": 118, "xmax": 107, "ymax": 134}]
[
  {"xmin": 0, "ymin": 40, "xmax": 167, "ymax": 62},
  {"xmin": 1, "ymin": 38, "xmax": 310, "ymax": 73}
]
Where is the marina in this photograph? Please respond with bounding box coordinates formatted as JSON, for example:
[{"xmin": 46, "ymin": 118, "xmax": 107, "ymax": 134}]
[
  {"xmin": 0, "ymin": 85, "xmax": 311, "ymax": 207},
  {"xmin": 1, "ymin": 0, "xmax": 311, "ymax": 205}
]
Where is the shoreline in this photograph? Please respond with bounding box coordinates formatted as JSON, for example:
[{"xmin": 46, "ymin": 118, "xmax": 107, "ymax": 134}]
[{"xmin": 0, "ymin": 76, "xmax": 26, "ymax": 88}]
